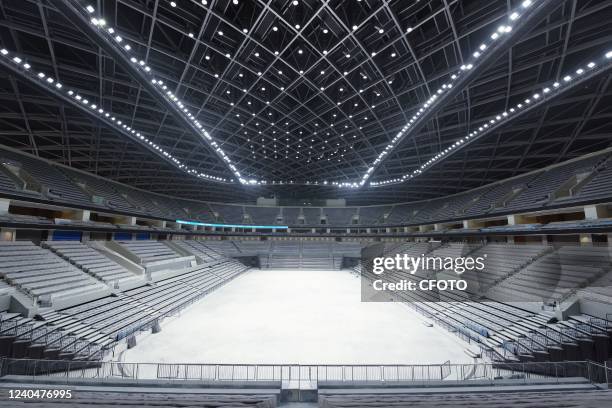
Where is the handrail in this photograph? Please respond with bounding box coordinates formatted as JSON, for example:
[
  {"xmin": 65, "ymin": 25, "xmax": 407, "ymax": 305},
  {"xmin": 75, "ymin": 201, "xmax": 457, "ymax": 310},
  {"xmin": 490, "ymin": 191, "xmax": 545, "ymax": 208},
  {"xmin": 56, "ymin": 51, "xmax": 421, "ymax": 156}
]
[
  {"xmin": 1, "ymin": 358, "xmax": 606, "ymax": 388},
  {"xmin": 585, "ymin": 360, "xmax": 612, "ymax": 386}
]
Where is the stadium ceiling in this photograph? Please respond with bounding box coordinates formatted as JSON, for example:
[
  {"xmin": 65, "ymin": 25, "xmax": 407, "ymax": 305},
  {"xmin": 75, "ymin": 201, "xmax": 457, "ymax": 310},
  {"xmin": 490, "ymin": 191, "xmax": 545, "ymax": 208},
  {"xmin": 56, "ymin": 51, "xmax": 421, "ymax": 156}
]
[{"xmin": 0, "ymin": 0, "xmax": 611, "ymax": 205}]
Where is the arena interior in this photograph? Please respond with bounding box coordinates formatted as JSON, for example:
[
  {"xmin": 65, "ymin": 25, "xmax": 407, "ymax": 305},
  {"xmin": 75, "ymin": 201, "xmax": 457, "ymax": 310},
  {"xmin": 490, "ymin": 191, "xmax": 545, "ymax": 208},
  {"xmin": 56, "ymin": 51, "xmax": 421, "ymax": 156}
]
[{"xmin": 0, "ymin": 0, "xmax": 612, "ymax": 406}]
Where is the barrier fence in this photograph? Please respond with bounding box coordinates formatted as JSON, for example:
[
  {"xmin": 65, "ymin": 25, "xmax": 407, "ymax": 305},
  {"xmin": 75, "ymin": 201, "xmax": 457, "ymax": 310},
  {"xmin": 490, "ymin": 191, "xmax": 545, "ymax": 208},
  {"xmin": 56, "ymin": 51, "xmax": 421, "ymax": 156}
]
[{"xmin": 0, "ymin": 358, "xmax": 609, "ymax": 388}]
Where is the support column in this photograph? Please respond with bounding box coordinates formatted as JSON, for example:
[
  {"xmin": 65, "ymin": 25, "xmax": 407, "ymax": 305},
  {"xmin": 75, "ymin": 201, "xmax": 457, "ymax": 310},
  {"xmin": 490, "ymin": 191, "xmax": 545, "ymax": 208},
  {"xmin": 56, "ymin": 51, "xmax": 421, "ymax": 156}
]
[
  {"xmin": 78, "ymin": 209, "xmax": 90, "ymax": 222},
  {"xmin": 583, "ymin": 205, "xmax": 607, "ymax": 245},
  {"xmin": 584, "ymin": 204, "xmax": 608, "ymax": 220},
  {"xmin": 0, "ymin": 198, "xmax": 10, "ymax": 215},
  {"xmin": 507, "ymin": 214, "xmax": 524, "ymax": 226},
  {"xmin": 506, "ymin": 215, "xmax": 524, "ymax": 244},
  {"xmin": 78, "ymin": 210, "xmax": 91, "ymax": 243}
]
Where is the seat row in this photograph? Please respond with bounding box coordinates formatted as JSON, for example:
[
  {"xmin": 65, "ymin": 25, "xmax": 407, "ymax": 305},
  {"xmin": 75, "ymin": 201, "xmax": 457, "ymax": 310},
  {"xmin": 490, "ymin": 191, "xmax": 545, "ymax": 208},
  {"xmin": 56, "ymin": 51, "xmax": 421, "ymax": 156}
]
[
  {"xmin": 0, "ymin": 241, "xmax": 106, "ymax": 301},
  {"xmin": 43, "ymin": 241, "xmax": 140, "ymax": 284}
]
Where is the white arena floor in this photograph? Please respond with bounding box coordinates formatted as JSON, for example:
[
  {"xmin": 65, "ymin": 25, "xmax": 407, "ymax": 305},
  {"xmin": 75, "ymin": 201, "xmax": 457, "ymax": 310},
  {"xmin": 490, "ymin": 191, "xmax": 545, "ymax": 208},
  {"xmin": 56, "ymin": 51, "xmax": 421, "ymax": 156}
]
[{"xmin": 122, "ymin": 268, "xmax": 470, "ymax": 365}]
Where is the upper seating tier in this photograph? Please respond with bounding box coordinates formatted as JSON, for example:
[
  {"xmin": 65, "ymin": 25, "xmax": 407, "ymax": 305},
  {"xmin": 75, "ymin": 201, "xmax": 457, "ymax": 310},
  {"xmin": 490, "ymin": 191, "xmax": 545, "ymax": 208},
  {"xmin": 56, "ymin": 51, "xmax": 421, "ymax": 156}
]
[{"xmin": 1, "ymin": 147, "xmax": 612, "ymax": 228}]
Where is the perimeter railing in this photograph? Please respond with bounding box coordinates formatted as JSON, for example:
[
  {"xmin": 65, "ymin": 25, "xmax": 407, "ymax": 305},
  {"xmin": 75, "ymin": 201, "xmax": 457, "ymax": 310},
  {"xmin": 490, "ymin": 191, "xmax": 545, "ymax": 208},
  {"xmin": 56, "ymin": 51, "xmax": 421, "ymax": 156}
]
[{"xmin": 0, "ymin": 358, "xmax": 609, "ymax": 388}]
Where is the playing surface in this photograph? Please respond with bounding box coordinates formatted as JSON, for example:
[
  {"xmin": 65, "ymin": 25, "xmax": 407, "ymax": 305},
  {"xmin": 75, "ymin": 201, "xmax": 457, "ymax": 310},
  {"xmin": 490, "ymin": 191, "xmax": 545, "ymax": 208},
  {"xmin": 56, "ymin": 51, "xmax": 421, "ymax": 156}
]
[{"xmin": 122, "ymin": 269, "xmax": 469, "ymax": 365}]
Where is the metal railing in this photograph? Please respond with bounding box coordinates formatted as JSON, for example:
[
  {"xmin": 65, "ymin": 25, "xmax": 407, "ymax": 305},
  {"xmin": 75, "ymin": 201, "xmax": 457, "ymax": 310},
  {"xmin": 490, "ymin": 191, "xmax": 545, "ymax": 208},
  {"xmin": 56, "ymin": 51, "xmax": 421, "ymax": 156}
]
[{"xmin": 0, "ymin": 358, "xmax": 609, "ymax": 388}]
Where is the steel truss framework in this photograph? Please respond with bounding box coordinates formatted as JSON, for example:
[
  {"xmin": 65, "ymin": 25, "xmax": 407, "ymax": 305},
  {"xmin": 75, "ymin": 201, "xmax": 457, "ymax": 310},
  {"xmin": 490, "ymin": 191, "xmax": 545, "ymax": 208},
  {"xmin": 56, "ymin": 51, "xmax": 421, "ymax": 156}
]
[{"xmin": 0, "ymin": 0, "xmax": 611, "ymax": 204}]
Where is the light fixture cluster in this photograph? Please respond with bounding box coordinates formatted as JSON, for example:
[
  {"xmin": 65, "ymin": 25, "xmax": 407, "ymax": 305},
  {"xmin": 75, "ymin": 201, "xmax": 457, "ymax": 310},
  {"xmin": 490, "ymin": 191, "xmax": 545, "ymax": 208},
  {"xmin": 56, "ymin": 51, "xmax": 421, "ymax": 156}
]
[
  {"xmin": 0, "ymin": 47, "xmax": 229, "ymax": 183},
  {"xmin": 84, "ymin": 1, "xmax": 405, "ymax": 188},
  {"xmin": 89, "ymin": 2, "xmax": 358, "ymax": 187},
  {"xmin": 68, "ymin": 0, "xmax": 581, "ymax": 190},
  {"xmin": 355, "ymin": 0, "xmax": 537, "ymax": 188},
  {"xmin": 84, "ymin": 3, "xmax": 261, "ymax": 185},
  {"xmin": 370, "ymin": 49, "xmax": 612, "ymax": 187}
]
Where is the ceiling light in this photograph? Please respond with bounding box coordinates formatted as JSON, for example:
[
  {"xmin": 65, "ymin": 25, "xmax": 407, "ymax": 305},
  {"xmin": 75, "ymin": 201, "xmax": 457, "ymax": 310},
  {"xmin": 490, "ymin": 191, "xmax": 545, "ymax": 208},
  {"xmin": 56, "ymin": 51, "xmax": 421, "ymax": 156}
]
[
  {"xmin": 352, "ymin": 25, "xmax": 358, "ymax": 31},
  {"xmin": 170, "ymin": 1, "xmax": 176, "ymax": 7},
  {"xmin": 272, "ymin": 26, "xmax": 278, "ymax": 31}
]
